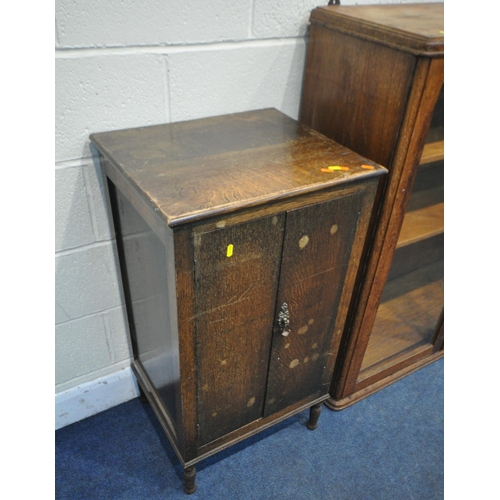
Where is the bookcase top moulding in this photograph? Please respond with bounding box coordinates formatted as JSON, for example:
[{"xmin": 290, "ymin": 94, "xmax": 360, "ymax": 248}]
[
  {"xmin": 311, "ymin": 3, "xmax": 444, "ymax": 57},
  {"xmin": 90, "ymin": 108, "xmax": 385, "ymax": 227}
]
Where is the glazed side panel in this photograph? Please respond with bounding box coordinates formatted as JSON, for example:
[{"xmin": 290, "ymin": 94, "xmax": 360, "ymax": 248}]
[{"xmin": 108, "ymin": 181, "xmax": 182, "ymax": 437}]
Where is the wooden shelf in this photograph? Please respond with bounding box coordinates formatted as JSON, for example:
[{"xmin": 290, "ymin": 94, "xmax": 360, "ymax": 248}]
[
  {"xmin": 420, "ymin": 141, "xmax": 444, "ymax": 165},
  {"xmin": 398, "ymin": 158, "xmax": 444, "ymax": 249},
  {"xmin": 397, "ymin": 202, "xmax": 444, "ymax": 248},
  {"xmin": 359, "ymin": 258, "xmax": 444, "ymax": 377}
]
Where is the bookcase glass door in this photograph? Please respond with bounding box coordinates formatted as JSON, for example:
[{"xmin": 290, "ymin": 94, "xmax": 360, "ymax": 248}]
[{"xmin": 359, "ymin": 86, "xmax": 444, "ymax": 380}]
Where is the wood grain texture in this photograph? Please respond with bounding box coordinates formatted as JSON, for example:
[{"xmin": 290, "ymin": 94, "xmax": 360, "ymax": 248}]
[
  {"xmin": 421, "ymin": 141, "xmax": 444, "ymax": 164},
  {"xmin": 324, "ymin": 349, "xmax": 443, "ymax": 410},
  {"xmin": 398, "ymin": 203, "xmax": 443, "ymax": 247},
  {"xmin": 310, "ymin": 3, "xmax": 444, "ymax": 56},
  {"xmin": 194, "ymin": 393, "xmax": 329, "ymax": 466},
  {"xmin": 90, "ymin": 109, "xmax": 385, "ymax": 227},
  {"xmin": 359, "ymin": 258, "xmax": 444, "ymax": 375},
  {"xmin": 300, "ymin": 24, "xmax": 416, "ymax": 168},
  {"xmin": 263, "ymin": 192, "xmax": 363, "ymax": 416},
  {"xmin": 336, "ymin": 58, "xmax": 444, "ymax": 400},
  {"xmin": 173, "ymin": 226, "xmax": 199, "ymax": 461},
  {"xmin": 300, "ymin": 4, "xmax": 444, "ymax": 406},
  {"xmin": 193, "ymin": 214, "xmax": 285, "ymax": 446},
  {"xmin": 92, "ymin": 108, "xmax": 387, "ymax": 489}
]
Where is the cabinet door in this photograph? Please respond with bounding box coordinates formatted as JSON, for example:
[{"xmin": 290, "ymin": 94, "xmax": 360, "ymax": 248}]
[
  {"xmin": 193, "ymin": 214, "xmax": 285, "ymax": 446},
  {"xmin": 264, "ymin": 193, "xmax": 363, "ymax": 416}
]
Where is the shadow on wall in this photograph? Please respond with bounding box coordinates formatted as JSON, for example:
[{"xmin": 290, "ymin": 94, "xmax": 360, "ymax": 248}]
[
  {"xmin": 55, "ymin": 142, "xmax": 132, "ymax": 391},
  {"xmin": 244, "ymin": 41, "xmax": 308, "ymax": 123},
  {"xmin": 280, "ymin": 32, "xmax": 309, "ymax": 118}
]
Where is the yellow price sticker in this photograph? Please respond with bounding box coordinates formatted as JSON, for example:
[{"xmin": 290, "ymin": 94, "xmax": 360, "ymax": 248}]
[
  {"xmin": 328, "ymin": 165, "xmax": 349, "ymax": 171},
  {"xmin": 226, "ymin": 244, "xmax": 234, "ymax": 257}
]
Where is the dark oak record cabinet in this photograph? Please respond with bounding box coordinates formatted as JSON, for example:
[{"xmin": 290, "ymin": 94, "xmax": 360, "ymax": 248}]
[
  {"xmin": 90, "ymin": 109, "xmax": 386, "ymax": 493},
  {"xmin": 300, "ymin": 3, "xmax": 444, "ymax": 409}
]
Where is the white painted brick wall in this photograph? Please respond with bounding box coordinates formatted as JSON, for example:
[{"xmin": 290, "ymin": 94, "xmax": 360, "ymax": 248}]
[
  {"xmin": 253, "ymin": 0, "xmax": 324, "ymax": 38},
  {"xmin": 55, "ymin": 0, "xmax": 251, "ymax": 48},
  {"xmin": 55, "ymin": 166, "xmax": 95, "ymax": 252},
  {"xmin": 56, "ymin": 244, "xmax": 123, "ymax": 320},
  {"xmin": 56, "ymin": 55, "xmax": 167, "ymax": 161},
  {"xmin": 55, "ymin": 308, "xmax": 130, "ymax": 386},
  {"xmin": 55, "ymin": 0, "xmax": 442, "ymax": 426},
  {"xmin": 168, "ymin": 40, "xmax": 306, "ymax": 122}
]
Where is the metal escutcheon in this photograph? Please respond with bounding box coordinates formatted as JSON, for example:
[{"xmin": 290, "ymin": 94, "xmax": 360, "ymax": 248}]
[{"xmin": 278, "ymin": 302, "xmax": 291, "ymax": 337}]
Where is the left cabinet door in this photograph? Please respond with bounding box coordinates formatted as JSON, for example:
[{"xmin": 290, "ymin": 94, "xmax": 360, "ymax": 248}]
[{"xmin": 192, "ymin": 214, "xmax": 286, "ymax": 447}]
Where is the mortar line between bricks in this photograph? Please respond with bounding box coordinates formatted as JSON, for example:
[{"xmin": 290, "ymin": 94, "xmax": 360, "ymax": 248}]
[
  {"xmin": 55, "ymin": 36, "xmax": 305, "ymax": 58},
  {"xmin": 55, "ymin": 305, "xmax": 126, "ymax": 331}
]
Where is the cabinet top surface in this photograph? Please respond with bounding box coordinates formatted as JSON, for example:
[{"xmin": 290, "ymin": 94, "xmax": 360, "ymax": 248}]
[
  {"xmin": 311, "ymin": 3, "xmax": 444, "ymax": 56},
  {"xmin": 90, "ymin": 109, "xmax": 385, "ymax": 226}
]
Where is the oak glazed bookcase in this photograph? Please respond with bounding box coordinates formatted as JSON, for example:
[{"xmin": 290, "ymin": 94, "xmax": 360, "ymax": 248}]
[
  {"xmin": 90, "ymin": 109, "xmax": 386, "ymax": 493},
  {"xmin": 300, "ymin": 3, "xmax": 444, "ymax": 409}
]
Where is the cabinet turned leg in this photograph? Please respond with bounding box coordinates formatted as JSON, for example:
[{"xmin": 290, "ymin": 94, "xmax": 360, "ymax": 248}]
[
  {"xmin": 306, "ymin": 403, "xmax": 323, "ymax": 430},
  {"xmin": 183, "ymin": 466, "xmax": 197, "ymax": 495}
]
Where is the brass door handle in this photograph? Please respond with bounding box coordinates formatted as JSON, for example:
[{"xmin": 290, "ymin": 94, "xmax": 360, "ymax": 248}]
[{"xmin": 278, "ymin": 303, "xmax": 291, "ymax": 337}]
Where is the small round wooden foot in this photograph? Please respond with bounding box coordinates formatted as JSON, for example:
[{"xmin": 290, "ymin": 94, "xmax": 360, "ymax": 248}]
[
  {"xmin": 306, "ymin": 403, "xmax": 322, "ymax": 430},
  {"xmin": 183, "ymin": 466, "xmax": 197, "ymax": 494}
]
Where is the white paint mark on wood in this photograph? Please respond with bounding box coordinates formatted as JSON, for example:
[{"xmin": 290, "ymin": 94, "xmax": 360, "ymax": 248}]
[{"xmin": 298, "ymin": 235, "xmax": 309, "ymax": 249}]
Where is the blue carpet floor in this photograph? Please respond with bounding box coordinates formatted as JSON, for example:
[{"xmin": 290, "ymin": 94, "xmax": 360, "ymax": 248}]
[{"xmin": 55, "ymin": 359, "xmax": 443, "ymax": 499}]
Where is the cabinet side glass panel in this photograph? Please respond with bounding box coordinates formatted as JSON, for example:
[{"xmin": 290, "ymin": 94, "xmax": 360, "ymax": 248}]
[
  {"xmin": 359, "ymin": 86, "xmax": 444, "ymax": 379},
  {"xmin": 112, "ymin": 183, "xmax": 181, "ymax": 429}
]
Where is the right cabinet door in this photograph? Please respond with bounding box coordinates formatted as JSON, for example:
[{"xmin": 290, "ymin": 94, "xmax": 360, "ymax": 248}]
[
  {"xmin": 264, "ymin": 192, "xmax": 364, "ymax": 417},
  {"xmin": 358, "ymin": 86, "xmax": 444, "ymax": 383}
]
